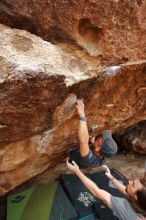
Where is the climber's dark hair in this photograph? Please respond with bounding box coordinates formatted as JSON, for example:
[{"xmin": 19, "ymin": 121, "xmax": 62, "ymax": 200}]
[{"xmin": 95, "ymin": 133, "xmax": 102, "ymax": 141}]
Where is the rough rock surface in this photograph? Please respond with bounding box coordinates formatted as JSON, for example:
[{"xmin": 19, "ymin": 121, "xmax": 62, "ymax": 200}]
[
  {"xmin": 0, "ymin": 24, "xmax": 100, "ymax": 147},
  {"xmin": 0, "ymin": 0, "xmax": 146, "ymax": 66},
  {"xmin": 0, "ymin": 25, "xmax": 146, "ymax": 195},
  {"xmin": 115, "ymin": 120, "xmax": 146, "ymax": 154}
]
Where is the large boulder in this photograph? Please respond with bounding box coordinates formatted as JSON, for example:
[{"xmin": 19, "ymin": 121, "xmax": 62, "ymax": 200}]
[
  {"xmin": 0, "ymin": 24, "xmax": 100, "ymax": 147},
  {"xmin": 0, "ymin": 0, "xmax": 146, "ymax": 65},
  {"xmin": 0, "ymin": 25, "xmax": 146, "ymax": 195}
]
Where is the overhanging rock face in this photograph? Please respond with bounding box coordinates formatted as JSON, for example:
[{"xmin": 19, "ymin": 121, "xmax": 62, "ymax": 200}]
[
  {"xmin": 0, "ymin": 24, "xmax": 101, "ymax": 147},
  {"xmin": 0, "ymin": 0, "xmax": 146, "ymax": 65},
  {"xmin": 0, "ymin": 25, "xmax": 146, "ymax": 195}
]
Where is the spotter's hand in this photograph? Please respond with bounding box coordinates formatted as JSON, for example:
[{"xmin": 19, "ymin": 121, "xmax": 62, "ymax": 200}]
[
  {"xmin": 102, "ymin": 165, "xmax": 112, "ymax": 179},
  {"xmin": 66, "ymin": 160, "xmax": 79, "ymax": 174}
]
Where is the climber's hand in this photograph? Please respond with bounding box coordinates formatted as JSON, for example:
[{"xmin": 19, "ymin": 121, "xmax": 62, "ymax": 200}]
[
  {"xmin": 76, "ymin": 99, "xmax": 85, "ymax": 117},
  {"xmin": 102, "ymin": 165, "xmax": 112, "ymax": 179},
  {"xmin": 67, "ymin": 160, "xmax": 79, "ymax": 174}
]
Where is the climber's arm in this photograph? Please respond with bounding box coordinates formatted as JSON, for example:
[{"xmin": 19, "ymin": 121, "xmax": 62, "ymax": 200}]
[{"xmin": 76, "ymin": 100, "xmax": 90, "ymax": 157}]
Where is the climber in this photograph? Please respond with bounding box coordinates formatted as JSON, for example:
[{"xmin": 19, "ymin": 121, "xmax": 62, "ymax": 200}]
[
  {"xmin": 67, "ymin": 161, "xmax": 146, "ymax": 220},
  {"xmin": 69, "ymin": 99, "xmax": 118, "ymax": 168}
]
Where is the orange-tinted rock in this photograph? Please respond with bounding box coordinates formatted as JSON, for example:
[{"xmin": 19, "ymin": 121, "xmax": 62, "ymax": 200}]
[
  {"xmin": 0, "ymin": 0, "xmax": 146, "ymax": 66},
  {"xmin": 0, "ymin": 24, "xmax": 99, "ymax": 147},
  {"xmin": 0, "ymin": 25, "xmax": 146, "ymax": 195}
]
